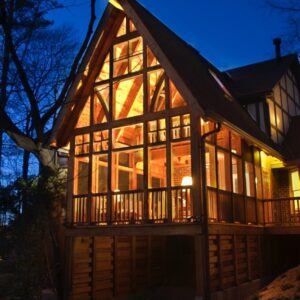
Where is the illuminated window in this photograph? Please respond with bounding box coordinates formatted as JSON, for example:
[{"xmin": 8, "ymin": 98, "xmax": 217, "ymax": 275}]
[
  {"xmin": 116, "ymin": 17, "xmax": 126, "ymax": 37},
  {"xmin": 75, "ymin": 134, "xmax": 90, "ymax": 155},
  {"xmin": 111, "ymin": 149, "xmax": 144, "ymax": 191},
  {"xmin": 113, "ymin": 75, "xmax": 143, "ymax": 119},
  {"xmin": 267, "ymin": 99, "xmax": 276, "ymax": 126},
  {"xmin": 74, "ymin": 156, "xmax": 89, "ymax": 195},
  {"xmin": 94, "ymin": 85, "xmax": 109, "ymax": 124},
  {"xmin": 76, "ymin": 97, "xmax": 90, "ymax": 128},
  {"xmin": 205, "ymin": 144, "xmax": 216, "ymax": 188},
  {"xmin": 93, "ymin": 131, "xmax": 109, "ymax": 152},
  {"xmin": 92, "ymin": 154, "xmax": 108, "ymax": 193},
  {"xmin": 129, "ymin": 19, "xmax": 137, "ymax": 32},
  {"xmin": 217, "ymin": 127, "xmax": 230, "ymax": 149},
  {"xmin": 171, "ymin": 114, "xmax": 190, "ymax": 140},
  {"xmin": 255, "ymin": 165, "xmax": 263, "ymax": 199},
  {"xmin": 147, "ymin": 47, "xmax": 160, "ymax": 67},
  {"xmin": 232, "ymin": 156, "xmax": 243, "ymax": 194},
  {"xmin": 201, "ymin": 119, "xmax": 215, "ymax": 142},
  {"xmin": 148, "ymin": 70, "xmax": 165, "ymax": 112},
  {"xmin": 171, "ymin": 141, "xmax": 191, "ymax": 186},
  {"xmin": 170, "ymin": 80, "xmax": 187, "ymax": 108},
  {"xmin": 245, "ymin": 161, "xmax": 255, "ymax": 197},
  {"xmin": 96, "ymin": 53, "xmax": 110, "ymax": 82},
  {"xmin": 291, "ymin": 170, "xmax": 300, "ymax": 197},
  {"xmin": 148, "ymin": 146, "xmax": 167, "ymax": 188},
  {"xmin": 148, "ymin": 119, "xmax": 166, "ymax": 144},
  {"xmin": 113, "ymin": 37, "xmax": 143, "ymax": 77},
  {"xmin": 217, "ymin": 150, "xmax": 231, "ymax": 191},
  {"xmin": 231, "ymin": 132, "xmax": 241, "ymax": 155},
  {"xmin": 112, "ymin": 123, "xmax": 143, "ymax": 149}
]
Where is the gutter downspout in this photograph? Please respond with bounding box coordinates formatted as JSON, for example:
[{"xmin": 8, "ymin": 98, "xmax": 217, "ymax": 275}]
[{"xmin": 200, "ymin": 122, "xmax": 221, "ymax": 300}]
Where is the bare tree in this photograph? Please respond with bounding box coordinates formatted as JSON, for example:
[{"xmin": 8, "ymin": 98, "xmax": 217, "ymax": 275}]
[
  {"xmin": 266, "ymin": 0, "xmax": 300, "ymax": 54},
  {"xmin": 0, "ymin": 0, "xmax": 97, "ymax": 174}
]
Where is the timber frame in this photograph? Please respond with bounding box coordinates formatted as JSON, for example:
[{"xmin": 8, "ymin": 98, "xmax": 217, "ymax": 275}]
[{"xmin": 51, "ymin": 1, "xmax": 300, "ymax": 299}]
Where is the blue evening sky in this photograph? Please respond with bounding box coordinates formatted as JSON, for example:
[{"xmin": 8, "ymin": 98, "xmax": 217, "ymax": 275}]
[{"xmin": 49, "ymin": 0, "xmax": 290, "ymax": 70}]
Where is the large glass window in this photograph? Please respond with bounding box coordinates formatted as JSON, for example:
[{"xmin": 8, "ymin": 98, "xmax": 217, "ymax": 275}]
[
  {"xmin": 171, "ymin": 141, "xmax": 191, "ymax": 186},
  {"xmin": 113, "ymin": 75, "xmax": 144, "ymax": 119},
  {"xmin": 148, "ymin": 146, "xmax": 167, "ymax": 188},
  {"xmin": 205, "ymin": 144, "xmax": 216, "ymax": 188},
  {"xmin": 217, "ymin": 150, "xmax": 231, "ymax": 191},
  {"xmin": 232, "ymin": 156, "xmax": 243, "ymax": 194},
  {"xmin": 113, "ymin": 37, "xmax": 143, "ymax": 77},
  {"xmin": 111, "ymin": 149, "xmax": 144, "ymax": 191},
  {"xmin": 92, "ymin": 154, "xmax": 108, "ymax": 193},
  {"xmin": 112, "ymin": 123, "xmax": 143, "ymax": 149},
  {"xmin": 245, "ymin": 161, "xmax": 255, "ymax": 197},
  {"xmin": 74, "ymin": 156, "xmax": 89, "ymax": 195}
]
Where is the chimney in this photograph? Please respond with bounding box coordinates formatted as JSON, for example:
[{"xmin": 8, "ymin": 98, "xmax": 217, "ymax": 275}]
[{"xmin": 273, "ymin": 38, "xmax": 281, "ymax": 60}]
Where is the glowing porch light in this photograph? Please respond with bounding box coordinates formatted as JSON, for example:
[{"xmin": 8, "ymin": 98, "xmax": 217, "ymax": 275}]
[{"xmin": 181, "ymin": 176, "xmax": 192, "ymax": 186}]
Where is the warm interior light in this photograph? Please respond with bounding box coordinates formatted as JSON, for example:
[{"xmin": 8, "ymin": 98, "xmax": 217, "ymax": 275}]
[
  {"xmin": 109, "ymin": 0, "xmax": 124, "ymax": 11},
  {"xmin": 181, "ymin": 176, "xmax": 192, "ymax": 186}
]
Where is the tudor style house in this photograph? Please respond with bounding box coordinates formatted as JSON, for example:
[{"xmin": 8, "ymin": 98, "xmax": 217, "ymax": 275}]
[{"xmin": 51, "ymin": 1, "xmax": 300, "ymax": 299}]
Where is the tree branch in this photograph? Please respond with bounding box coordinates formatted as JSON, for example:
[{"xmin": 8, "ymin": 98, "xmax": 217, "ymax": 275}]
[
  {"xmin": 41, "ymin": 0, "xmax": 97, "ymax": 125},
  {"xmin": 266, "ymin": 0, "xmax": 300, "ymax": 12},
  {"xmin": 0, "ymin": 108, "xmax": 37, "ymax": 152},
  {"xmin": 0, "ymin": 2, "xmax": 43, "ymax": 141}
]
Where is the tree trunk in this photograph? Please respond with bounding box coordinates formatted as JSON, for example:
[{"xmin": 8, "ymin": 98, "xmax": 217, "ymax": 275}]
[{"xmin": 22, "ymin": 150, "xmax": 30, "ymax": 181}]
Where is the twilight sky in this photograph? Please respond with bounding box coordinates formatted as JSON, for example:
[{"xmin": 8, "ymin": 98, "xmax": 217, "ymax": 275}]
[{"xmin": 49, "ymin": 0, "xmax": 290, "ymax": 70}]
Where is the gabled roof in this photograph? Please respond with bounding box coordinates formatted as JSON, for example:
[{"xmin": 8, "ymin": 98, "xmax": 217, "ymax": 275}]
[
  {"xmin": 51, "ymin": 0, "xmax": 281, "ymax": 157},
  {"xmin": 225, "ymin": 54, "xmax": 300, "ymax": 99}
]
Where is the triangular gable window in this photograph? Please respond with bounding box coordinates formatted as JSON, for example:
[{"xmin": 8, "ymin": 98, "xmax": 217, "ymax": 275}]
[
  {"xmin": 96, "ymin": 53, "xmax": 110, "ymax": 82},
  {"xmin": 170, "ymin": 81, "xmax": 187, "ymax": 108},
  {"xmin": 76, "ymin": 97, "xmax": 91, "ymax": 128},
  {"xmin": 147, "ymin": 47, "xmax": 160, "ymax": 67},
  {"xmin": 129, "ymin": 19, "xmax": 137, "ymax": 32},
  {"xmin": 148, "ymin": 70, "xmax": 166, "ymax": 112},
  {"xmin": 94, "ymin": 85, "xmax": 109, "ymax": 124},
  {"xmin": 116, "ymin": 17, "xmax": 126, "ymax": 37}
]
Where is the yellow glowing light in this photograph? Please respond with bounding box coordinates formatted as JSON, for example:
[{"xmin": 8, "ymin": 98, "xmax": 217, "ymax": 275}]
[
  {"xmin": 181, "ymin": 176, "xmax": 192, "ymax": 186},
  {"xmin": 109, "ymin": 0, "xmax": 124, "ymax": 11}
]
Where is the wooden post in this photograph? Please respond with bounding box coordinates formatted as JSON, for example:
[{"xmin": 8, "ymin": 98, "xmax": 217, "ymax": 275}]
[
  {"xmin": 67, "ymin": 138, "xmax": 75, "ymax": 225},
  {"xmin": 165, "ymin": 77, "xmax": 172, "ymax": 223},
  {"xmin": 191, "ymin": 113, "xmax": 201, "ymax": 218}
]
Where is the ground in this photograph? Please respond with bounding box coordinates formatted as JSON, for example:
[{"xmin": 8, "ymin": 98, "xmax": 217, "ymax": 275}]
[{"xmin": 253, "ymin": 265, "xmax": 300, "ymax": 300}]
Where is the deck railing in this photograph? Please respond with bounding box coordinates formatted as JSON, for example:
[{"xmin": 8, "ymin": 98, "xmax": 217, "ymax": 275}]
[
  {"xmin": 91, "ymin": 194, "xmax": 107, "ymax": 224},
  {"xmin": 73, "ymin": 196, "xmax": 88, "ymax": 224},
  {"xmin": 148, "ymin": 188, "xmax": 167, "ymax": 222},
  {"xmin": 72, "ymin": 190, "xmax": 300, "ymax": 227},
  {"xmin": 207, "ymin": 187, "xmax": 257, "ymax": 224},
  {"xmin": 111, "ymin": 190, "xmax": 144, "ymax": 224},
  {"xmin": 172, "ymin": 186, "xmax": 192, "ymax": 222},
  {"xmin": 263, "ymin": 197, "xmax": 300, "ymax": 225}
]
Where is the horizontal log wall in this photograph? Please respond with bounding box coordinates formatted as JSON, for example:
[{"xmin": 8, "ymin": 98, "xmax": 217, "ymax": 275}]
[
  {"xmin": 69, "ymin": 235, "xmax": 166, "ymax": 300},
  {"xmin": 209, "ymin": 234, "xmax": 261, "ymax": 293}
]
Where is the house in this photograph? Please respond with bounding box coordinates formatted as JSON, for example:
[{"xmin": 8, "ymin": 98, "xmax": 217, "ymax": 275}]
[{"xmin": 50, "ymin": 0, "xmax": 300, "ymax": 299}]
